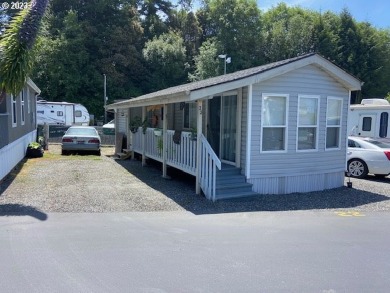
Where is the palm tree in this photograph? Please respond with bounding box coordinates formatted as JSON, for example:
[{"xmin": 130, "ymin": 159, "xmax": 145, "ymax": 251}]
[{"xmin": 0, "ymin": 0, "xmax": 49, "ymax": 104}]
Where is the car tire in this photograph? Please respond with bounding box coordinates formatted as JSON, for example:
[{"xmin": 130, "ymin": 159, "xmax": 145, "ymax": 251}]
[
  {"xmin": 96, "ymin": 150, "xmax": 101, "ymax": 156},
  {"xmin": 347, "ymin": 159, "xmax": 368, "ymax": 179},
  {"xmin": 61, "ymin": 149, "xmax": 68, "ymax": 156}
]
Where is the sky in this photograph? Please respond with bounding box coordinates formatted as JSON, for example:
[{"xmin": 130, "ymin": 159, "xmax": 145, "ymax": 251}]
[{"xmin": 258, "ymin": 0, "xmax": 389, "ymax": 29}]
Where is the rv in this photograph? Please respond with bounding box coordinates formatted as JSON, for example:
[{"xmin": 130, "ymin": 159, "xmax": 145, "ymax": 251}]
[
  {"xmin": 37, "ymin": 100, "xmax": 90, "ymax": 126},
  {"xmin": 348, "ymin": 98, "xmax": 390, "ymax": 142}
]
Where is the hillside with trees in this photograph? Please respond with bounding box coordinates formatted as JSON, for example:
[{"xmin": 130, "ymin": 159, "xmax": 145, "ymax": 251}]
[{"xmin": 1, "ymin": 0, "xmax": 389, "ymax": 118}]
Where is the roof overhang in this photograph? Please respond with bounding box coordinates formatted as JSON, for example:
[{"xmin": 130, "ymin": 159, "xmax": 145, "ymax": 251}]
[
  {"xmin": 27, "ymin": 78, "xmax": 41, "ymax": 95},
  {"xmin": 106, "ymin": 54, "xmax": 362, "ymax": 110}
]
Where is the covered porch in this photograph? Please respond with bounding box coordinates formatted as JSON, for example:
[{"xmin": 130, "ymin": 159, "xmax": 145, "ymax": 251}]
[{"xmin": 107, "ymin": 86, "xmax": 254, "ymax": 201}]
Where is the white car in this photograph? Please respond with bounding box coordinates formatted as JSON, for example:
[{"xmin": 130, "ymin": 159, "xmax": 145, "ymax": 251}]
[
  {"xmin": 102, "ymin": 119, "xmax": 115, "ymax": 135},
  {"xmin": 347, "ymin": 136, "xmax": 390, "ymax": 178}
]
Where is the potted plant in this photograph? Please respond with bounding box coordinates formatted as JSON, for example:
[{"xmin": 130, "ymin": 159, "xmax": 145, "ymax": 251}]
[
  {"xmin": 26, "ymin": 142, "xmax": 44, "ymax": 158},
  {"xmin": 129, "ymin": 116, "xmax": 142, "ymax": 133},
  {"xmin": 157, "ymin": 137, "xmax": 163, "ymax": 154},
  {"xmin": 154, "ymin": 127, "xmax": 162, "ymax": 136},
  {"xmin": 189, "ymin": 127, "xmax": 197, "ymax": 141}
]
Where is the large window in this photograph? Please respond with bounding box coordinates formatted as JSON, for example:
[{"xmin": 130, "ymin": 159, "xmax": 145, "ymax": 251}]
[
  {"xmin": 297, "ymin": 96, "xmax": 319, "ymax": 151},
  {"xmin": 326, "ymin": 97, "xmax": 343, "ymax": 149},
  {"xmin": 183, "ymin": 102, "xmax": 197, "ymax": 129},
  {"xmin": 261, "ymin": 94, "xmax": 288, "ymax": 152}
]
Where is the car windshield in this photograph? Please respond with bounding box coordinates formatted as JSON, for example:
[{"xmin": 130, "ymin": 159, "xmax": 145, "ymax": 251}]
[
  {"xmin": 366, "ymin": 139, "xmax": 390, "ymax": 149},
  {"xmin": 66, "ymin": 128, "xmax": 97, "ymax": 136}
]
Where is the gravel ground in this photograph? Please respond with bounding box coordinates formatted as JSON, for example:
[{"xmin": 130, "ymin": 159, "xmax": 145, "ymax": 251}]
[{"xmin": 0, "ymin": 144, "xmax": 389, "ymax": 215}]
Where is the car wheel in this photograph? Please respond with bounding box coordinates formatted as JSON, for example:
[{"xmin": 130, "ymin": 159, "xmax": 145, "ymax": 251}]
[
  {"xmin": 348, "ymin": 159, "xmax": 368, "ymax": 179},
  {"xmin": 96, "ymin": 150, "xmax": 101, "ymax": 156},
  {"xmin": 61, "ymin": 149, "xmax": 68, "ymax": 156}
]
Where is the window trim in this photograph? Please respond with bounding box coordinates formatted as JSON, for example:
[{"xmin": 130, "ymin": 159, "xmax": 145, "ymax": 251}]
[
  {"xmin": 325, "ymin": 96, "xmax": 343, "ymax": 151},
  {"xmin": 296, "ymin": 95, "xmax": 320, "ymax": 152},
  {"xmin": 260, "ymin": 93, "xmax": 289, "ymax": 153},
  {"xmin": 12, "ymin": 94, "xmax": 17, "ymax": 127},
  {"xmin": 20, "ymin": 90, "xmax": 25, "ymax": 125}
]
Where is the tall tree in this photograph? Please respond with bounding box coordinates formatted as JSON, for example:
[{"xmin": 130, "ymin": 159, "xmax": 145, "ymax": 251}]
[{"xmin": 143, "ymin": 31, "xmax": 187, "ymax": 90}]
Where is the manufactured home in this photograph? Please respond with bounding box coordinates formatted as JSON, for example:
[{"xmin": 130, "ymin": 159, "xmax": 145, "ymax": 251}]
[
  {"xmin": 37, "ymin": 100, "xmax": 90, "ymax": 126},
  {"xmin": 107, "ymin": 53, "xmax": 362, "ymax": 201},
  {"xmin": 348, "ymin": 98, "xmax": 390, "ymax": 141},
  {"xmin": 0, "ymin": 79, "xmax": 41, "ymax": 181}
]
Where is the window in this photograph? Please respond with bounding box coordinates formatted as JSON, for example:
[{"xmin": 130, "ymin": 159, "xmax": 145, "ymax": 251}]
[
  {"xmin": 27, "ymin": 88, "xmax": 30, "ymax": 113},
  {"xmin": 57, "ymin": 111, "xmax": 64, "ymax": 116},
  {"xmin": 20, "ymin": 90, "xmax": 25, "ymax": 125},
  {"xmin": 362, "ymin": 117, "xmax": 372, "ymax": 131},
  {"xmin": 261, "ymin": 94, "xmax": 288, "ymax": 152},
  {"xmin": 326, "ymin": 97, "xmax": 343, "ymax": 149},
  {"xmin": 379, "ymin": 112, "xmax": 388, "ymax": 138},
  {"xmin": 183, "ymin": 102, "xmax": 197, "ymax": 129},
  {"xmin": 297, "ymin": 96, "xmax": 319, "ymax": 150},
  {"xmin": 75, "ymin": 110, "xmax": 82, "ymax": 117},
  {"xmin": 12, "ymin": 94, "xmax": 17, "ymax": 127}
]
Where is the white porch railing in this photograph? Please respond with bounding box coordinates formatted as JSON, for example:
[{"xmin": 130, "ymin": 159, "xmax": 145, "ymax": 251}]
[
  {"xmin": 131, "ymin": 128, "xmax": 197, "ymax": 175},
  {"xmin": 130, "ymin": 128, "xmax": 221, "ymax": 200},
  {"xmin": 199, "ymin": 134, "xmax": 221, "ymax": 201}
]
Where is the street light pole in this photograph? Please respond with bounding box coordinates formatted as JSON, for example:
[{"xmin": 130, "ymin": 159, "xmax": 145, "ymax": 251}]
[
  {"xmin": 103, "ymin": 74, "xmax": 107, "ymax": 124},
  {"xmin": 218, "ymin": 54, "xmax": 231, "ymax": 74}
]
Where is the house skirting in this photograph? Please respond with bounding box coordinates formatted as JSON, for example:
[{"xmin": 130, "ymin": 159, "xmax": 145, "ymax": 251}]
[
  {"xmin": 248, "ymin": 171, "xmax": 345, "ymax": 195},
  {"xmin": 0, "ymin": 130, "xmax": 37, "ymax": 181}
]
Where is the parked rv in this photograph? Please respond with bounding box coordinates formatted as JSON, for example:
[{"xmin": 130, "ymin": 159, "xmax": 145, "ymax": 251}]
[
  {"xmin": 37, "ymin": 100, "xmax": 90, "ymax": 126},
  {"xmin": 348, "ymin": 98, "xmax": 390, "ymax": 142}
]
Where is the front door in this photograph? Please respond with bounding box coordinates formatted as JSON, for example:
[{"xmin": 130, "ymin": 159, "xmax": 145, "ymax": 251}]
[{"xmin": 208, "ymin": 95, "xmax": 237, "ymax": 165}]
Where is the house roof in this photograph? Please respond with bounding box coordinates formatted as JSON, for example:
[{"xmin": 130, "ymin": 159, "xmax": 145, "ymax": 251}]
[{"xmin": 107, "ymin": 53, "xmax": 362, "ymax": 110}]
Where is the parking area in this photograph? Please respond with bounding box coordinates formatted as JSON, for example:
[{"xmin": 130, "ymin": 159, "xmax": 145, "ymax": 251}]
[{"xmin": 0, "ymin": 143, "xmax": 389, "ymax": 215}]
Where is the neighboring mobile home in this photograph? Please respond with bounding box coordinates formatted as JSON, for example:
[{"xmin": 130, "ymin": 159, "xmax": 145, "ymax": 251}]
[
  {"xmin": 107, "ymin": 53, "xmax": 362, "ymax": 201},
  {"xmin": 0, "ymin": 78, "xmax": 41, "ymax": 181}
]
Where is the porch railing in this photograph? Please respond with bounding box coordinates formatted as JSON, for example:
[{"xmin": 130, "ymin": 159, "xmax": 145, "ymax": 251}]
[
  {"xmin": 130, "ymin": 128, "xmax": 221, "ymax": 200},
  {"xmin": 131, "ymin": 127, "xmax": 197, "ymax": 175},
  {"xmin": 199, "ymin": 134, "xmax": 221, "ymax": 201}
]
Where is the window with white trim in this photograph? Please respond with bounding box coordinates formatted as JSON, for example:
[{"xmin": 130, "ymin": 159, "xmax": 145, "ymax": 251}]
[
  {"xmin": 20, "ymin": 90, "xmax": 25, "ymax": 125},
  {"xmin": 12, "ymin": 94, "xmax": 17, "ymax": 127},
  {"xmin": 297, "ymin": 96, "xmax": 319, "ymax": 151},
  {"xmin": 261, "ymin": 94, "xmax": 288, "ymax": 152},
  {"xmin": 183, "ymin": 102, "xmax": 197, "ymax": 129},
  {"xmin": 326, "ymin": 97, "xmax": 343, "ymax": 149}
]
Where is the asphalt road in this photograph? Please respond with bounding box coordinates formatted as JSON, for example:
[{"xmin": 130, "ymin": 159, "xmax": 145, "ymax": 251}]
[{"xmin": 1, "ymin": 211, "xmax": 390, "ymax": 293}]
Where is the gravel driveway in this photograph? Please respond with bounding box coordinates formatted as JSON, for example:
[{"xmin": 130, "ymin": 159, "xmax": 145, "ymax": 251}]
[{"xmin": 1, "ymin": 144, "xmax": 389, "ymax": 215}]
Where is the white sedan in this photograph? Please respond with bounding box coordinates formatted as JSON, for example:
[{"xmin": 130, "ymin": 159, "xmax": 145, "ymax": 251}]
[{"xmin": 347, "ymin": 136, "xmax": 390, "ymax": 178}]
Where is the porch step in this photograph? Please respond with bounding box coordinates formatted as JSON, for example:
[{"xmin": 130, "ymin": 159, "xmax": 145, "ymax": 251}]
[{"xmin": 215, "ymin": 165, "xmax": 260, "ymax": 200}]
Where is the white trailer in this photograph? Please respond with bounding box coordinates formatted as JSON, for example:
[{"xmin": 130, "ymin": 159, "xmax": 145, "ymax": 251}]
[
  {"xmin": 348, "ymin": 99, "xmax": 390, "ymax": 141},
  {"xmin": 37, "ymin": 100, "xmax": 90, "ymax": 126}
]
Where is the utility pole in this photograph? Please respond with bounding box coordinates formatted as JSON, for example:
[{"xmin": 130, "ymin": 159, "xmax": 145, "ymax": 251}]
[{"xmin": 103, "ymin": 74, "xmax": 107, "ymax": 124}]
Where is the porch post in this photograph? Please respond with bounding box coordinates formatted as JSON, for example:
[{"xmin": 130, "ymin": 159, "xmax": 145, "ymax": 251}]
[
  {"xmin": 162, "ymin": 104, "xmax": 168, "ymax": 178},
  {"xmin": 196, "ymin": 100, "xmax": 203, "ymax": 194},
  {"xmin": 141, "ymin": 106, "xmax": 146, "ymax": 167}
]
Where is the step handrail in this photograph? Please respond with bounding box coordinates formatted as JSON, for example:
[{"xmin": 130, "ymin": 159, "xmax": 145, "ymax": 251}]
[{"xmin": 199, "ymin": 134, "xmax": 221, "ymax": 201}]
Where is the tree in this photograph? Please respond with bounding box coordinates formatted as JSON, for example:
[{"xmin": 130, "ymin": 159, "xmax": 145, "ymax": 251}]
[
  {"xmin": 143, "ymin": 31, "xmax": 187, "ymax": 90},
  {"xmin": 198, "ymin": 0, "xmax": 264, "ymax": 72},
  {"xmin": 0, "ymin": 0, "xmax": 49, "ymax": 104},
  {"xmin": 189, "ymin": 38, "xmax": 220, "ymax": 81}
]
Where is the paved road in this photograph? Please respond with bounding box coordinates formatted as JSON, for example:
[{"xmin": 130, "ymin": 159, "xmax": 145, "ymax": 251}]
[{"xmin": 1, "ymin": 211, "xmax": 389, "ymax": 292}]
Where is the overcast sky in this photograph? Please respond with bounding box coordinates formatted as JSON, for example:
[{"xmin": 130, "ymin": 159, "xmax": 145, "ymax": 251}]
[{"xmin": 258, "ymin": 0, "xmax": 389, "ymax": 28}]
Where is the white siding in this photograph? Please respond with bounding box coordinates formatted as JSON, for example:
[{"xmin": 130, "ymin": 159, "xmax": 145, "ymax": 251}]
[
  {"xmin": 248, "ymin": 64, "xmax": 349, "ymax": 194},
  {"xmin": 0, "ymin": 130, "xmax": 36, "ymax": 181}
]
